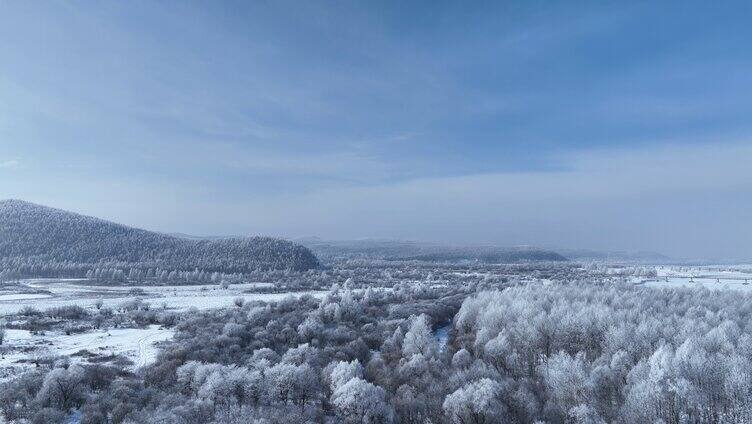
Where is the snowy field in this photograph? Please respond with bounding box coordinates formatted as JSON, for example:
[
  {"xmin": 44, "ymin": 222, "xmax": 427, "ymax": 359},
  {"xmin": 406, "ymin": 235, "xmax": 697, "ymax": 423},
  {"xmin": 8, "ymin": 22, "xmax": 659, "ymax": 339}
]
[
  {"xmin": 0, "ymin": 279, "xmax": 327, "ymax": 315},
  {"xmin": 639, "ymin": 265, "xmax": 752, "ymax": 291},
  {"xmin": 0, "ymin": 325, "xmax": 173, "ymax": 379},
  {"xmin": 0, "ymin": 279, "xmax": 328, "ymax": 381}
]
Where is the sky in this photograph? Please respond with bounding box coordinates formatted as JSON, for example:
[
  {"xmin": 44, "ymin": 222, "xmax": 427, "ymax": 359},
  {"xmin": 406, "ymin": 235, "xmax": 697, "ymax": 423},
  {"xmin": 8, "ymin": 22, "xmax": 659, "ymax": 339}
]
[{"xmin": 1, "ymin": 0, "xmax": 751, "ymax": 260}]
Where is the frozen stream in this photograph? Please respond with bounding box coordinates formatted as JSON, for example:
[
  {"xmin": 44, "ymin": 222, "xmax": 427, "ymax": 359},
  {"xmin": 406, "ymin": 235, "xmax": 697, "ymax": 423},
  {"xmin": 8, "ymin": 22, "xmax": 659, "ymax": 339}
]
[{"xmin": 434, "ymin": 324, "xmax": 451, "ymax": 352}]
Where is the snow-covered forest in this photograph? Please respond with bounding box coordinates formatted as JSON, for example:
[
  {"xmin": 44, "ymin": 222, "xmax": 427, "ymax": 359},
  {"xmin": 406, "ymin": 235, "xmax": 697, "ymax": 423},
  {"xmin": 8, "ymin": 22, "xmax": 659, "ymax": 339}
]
[
  {"xmin": 0, "ymin": 200, "xmax": 319, "ymax": 276},
  {"xmin": 3, "ymin": 253, "xmax": 752, "ymax": 423},
  {"xmin": 4, "ymin": 0, "xmax": 752, "ymax": 421},
  {"xmin": 3, "ymin": 201, "xmax": 751, "ymax": 423},
  {"xmin": 298, "ymin": 238, "xmax": 568, "ymax": 263}
]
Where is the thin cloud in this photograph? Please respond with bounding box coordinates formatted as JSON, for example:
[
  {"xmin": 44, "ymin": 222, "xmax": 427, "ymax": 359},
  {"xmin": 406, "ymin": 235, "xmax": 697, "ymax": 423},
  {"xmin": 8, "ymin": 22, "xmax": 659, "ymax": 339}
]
[
  {"xmin": 219, "ymin": 141, "xmax": 752, "ymax": 260},
  {"xmin": 0, "ymin": 160, "xmax": 19, "ymax": 169}
]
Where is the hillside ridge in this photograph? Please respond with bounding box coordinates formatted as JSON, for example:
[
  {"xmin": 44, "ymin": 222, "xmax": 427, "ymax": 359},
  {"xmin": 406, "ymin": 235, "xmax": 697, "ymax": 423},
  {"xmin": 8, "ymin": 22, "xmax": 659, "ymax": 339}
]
[
  {"xmin": 297, "ymin": 237, "xmax": 568, "ymax": 263},
  {"xmin": 0, "ymin": 199, "xmax": 319, "ymax": 276}
]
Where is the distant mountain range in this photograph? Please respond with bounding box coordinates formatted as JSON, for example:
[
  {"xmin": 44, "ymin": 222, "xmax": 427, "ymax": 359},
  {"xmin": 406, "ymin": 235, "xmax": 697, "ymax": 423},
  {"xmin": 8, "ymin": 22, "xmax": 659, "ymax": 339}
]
[
  {"xmin": 296, "ymin": 237, "xmax": 568, "ymax": 263},
  {"xmin": 0, "ymin": 200, "xmax": 319, "ymax": 273}
]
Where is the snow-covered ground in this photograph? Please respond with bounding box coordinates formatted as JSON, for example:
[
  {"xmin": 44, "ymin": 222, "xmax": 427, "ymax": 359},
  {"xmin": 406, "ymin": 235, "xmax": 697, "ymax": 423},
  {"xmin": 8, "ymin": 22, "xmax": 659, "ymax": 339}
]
[
  {"xmin": 0, "ymin": 325, "xmax": 174, "ymax": 379},
  {"xmin": 639, "ymin": 265, "xmax": 752, "ymax": 291},
  {"xmin": 644, "ymin": 277, "xmax": 752, "ymax": 291},
  {"xmin": 0, "ymin": 279, "xmax": 329, "ymax": 380},
  {"xmin": 0, "ymin": 293, "xmax": 52, "ymax": 301},
  {"xmin": 654, "ymin": 265, "xmax": 752, "ymax": 279},
  {"xmin": 0, "ymin": 279, "xmax": 326, "ymax": 315}
]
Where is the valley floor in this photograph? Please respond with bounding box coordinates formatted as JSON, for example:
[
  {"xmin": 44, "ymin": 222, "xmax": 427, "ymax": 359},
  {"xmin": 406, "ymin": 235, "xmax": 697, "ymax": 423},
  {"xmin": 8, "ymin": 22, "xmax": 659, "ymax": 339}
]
[
  {"xmin": 0, "ymin": 325, "xmax": 173, "ymax": 380},
  {"xmin": 0, "ymin": 279, "xmax": 327, "ymax": 381},
  {"xmin": 0, "ymin": 279, "xmax": 326, "ymax": 315}
]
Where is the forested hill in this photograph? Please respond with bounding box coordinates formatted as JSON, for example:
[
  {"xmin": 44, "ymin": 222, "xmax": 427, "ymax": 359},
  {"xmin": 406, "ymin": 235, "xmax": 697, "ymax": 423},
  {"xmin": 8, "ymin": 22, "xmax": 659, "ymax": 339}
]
[
  {"xmin": 298, "ymin": 238, "xmax": 568, "ymax": 263},
  {"xmin": 0, "ymin": 200, "xmax": 319, "ymax": 273}
]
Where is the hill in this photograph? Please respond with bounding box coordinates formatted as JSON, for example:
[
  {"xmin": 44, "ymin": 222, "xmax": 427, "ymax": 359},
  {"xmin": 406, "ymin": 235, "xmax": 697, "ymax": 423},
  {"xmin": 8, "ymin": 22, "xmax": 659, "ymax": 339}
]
[
  {"xmin": 556, "ymin": 248, "xmax": 672, "ymax": 263},
  {"xmin": 0, "ymin": 200, "xmax": 319, "ymax": 276},
  {"xmin": 297, "ymin": 238, "xmax": 568, "ymax": 263}
]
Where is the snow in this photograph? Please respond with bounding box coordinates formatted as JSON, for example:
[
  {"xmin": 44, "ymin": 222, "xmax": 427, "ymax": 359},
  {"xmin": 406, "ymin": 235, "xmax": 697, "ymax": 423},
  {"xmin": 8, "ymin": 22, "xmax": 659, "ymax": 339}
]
[
  {"xmin": 644, "ymin": 277, "xmax": 752, "ymax": 291},
  {"xmin": 3, "ymin": 328, "xmax": 33, "ymax": 341},
  {"xmin": 639, "ymin": 265, "xmax": 752, "ymax": 291},
  {"xmin": 53, "ymin": 326, "xmax": 172, "ymax": 363},
  {"xmin": 0, "ymin": 325, "xmax": 174, "ymax": 379},
  {"xmin": 0, "ymin": 293, "xmax": 52, "ymax": 301},
  {"xmin": 0, "ymin": 279, "xmax": 327, "ymax": 315},
  {"xmin": 135, "ymin": 327, "xmax": 172, "ymax": 368},
  {"xmin": 0, "ymin": 279, "xmax": 329, "ymax": 380}
]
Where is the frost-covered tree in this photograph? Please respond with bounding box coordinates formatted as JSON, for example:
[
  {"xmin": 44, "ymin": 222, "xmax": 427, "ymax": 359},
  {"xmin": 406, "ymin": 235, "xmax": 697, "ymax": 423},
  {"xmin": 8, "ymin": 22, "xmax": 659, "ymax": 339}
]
[
  {"xmin": 328, "ymin": 360, "xmax": 364, "ymax": 392},
  {"xmin": 451, "ymin": 348, "xmax": 472, "ymax": 369},
  {"xmin": 402, "ymin": 314, "xmax": 437, "ymax": 359},
  {"xmin": 331, "ymin": 377, "xmax": 394, "ymax": 424},
  {"xmin": 35, "ymin": 365, "xmax": 85, "ymax": 411},
  {"xmin": 443, "ymin": 378, "xmax": 506, "ymax": 424}
]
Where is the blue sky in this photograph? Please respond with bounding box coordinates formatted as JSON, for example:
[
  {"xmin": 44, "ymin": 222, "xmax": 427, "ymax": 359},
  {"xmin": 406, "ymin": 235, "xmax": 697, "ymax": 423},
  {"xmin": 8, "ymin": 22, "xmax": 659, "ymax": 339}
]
[{"xmin": 2, "ymin": 1, "xmax": 752, "ymax": 259}]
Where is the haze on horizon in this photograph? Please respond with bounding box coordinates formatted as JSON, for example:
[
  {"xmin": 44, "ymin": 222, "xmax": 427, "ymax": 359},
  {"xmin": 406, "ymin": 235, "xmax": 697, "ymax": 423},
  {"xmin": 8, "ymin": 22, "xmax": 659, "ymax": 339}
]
[{"xmin": 2, "ymin": 1, "xmax": 751, "ymax": 261}]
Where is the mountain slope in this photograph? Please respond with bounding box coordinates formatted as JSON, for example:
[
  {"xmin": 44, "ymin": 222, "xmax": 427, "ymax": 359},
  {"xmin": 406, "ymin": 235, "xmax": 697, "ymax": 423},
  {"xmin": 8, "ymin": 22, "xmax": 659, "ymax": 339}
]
[{"xmin": 0, "ymin": 200, "xmax": 319, "ymax": 272}]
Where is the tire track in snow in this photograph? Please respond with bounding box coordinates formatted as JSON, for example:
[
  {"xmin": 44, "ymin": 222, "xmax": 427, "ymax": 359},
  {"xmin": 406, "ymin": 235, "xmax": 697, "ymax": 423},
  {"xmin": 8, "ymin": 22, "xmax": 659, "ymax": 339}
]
[{"xmin": 136, "ymin": 328, "xmax": 171, "ymax": 368}]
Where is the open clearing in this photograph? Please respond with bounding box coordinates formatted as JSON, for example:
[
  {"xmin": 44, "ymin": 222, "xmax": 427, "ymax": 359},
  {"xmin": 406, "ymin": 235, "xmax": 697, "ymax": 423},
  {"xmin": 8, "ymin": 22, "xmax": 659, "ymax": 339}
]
[
  {"xmin": 0, "ymin": 325, "xmax": 174, "ymax": 379},
  {"xmin": 0, "ymin": 279, "xmax": 327, "ymax": 315},
  {"xmin": 0, "ymin": 279, "xmax": 328, "ymax": 380},
  {"xmin": 637, "ymin": 264, "xmax": 752, "ymax": 291}
]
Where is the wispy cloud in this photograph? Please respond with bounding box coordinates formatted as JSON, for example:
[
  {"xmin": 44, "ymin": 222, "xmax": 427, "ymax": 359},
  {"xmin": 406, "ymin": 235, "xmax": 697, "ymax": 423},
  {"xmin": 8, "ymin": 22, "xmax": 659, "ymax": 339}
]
[
  {"xmin": 214, "ymin": 141, "xmax": 752, "ymax": 260},
  {"xmin": 2, "ymin": 2, "xmax": 752, "ymax": 260},
  {"xmin": 0, "ymin": 160, "xmax": 19, "ymax": 169}
]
